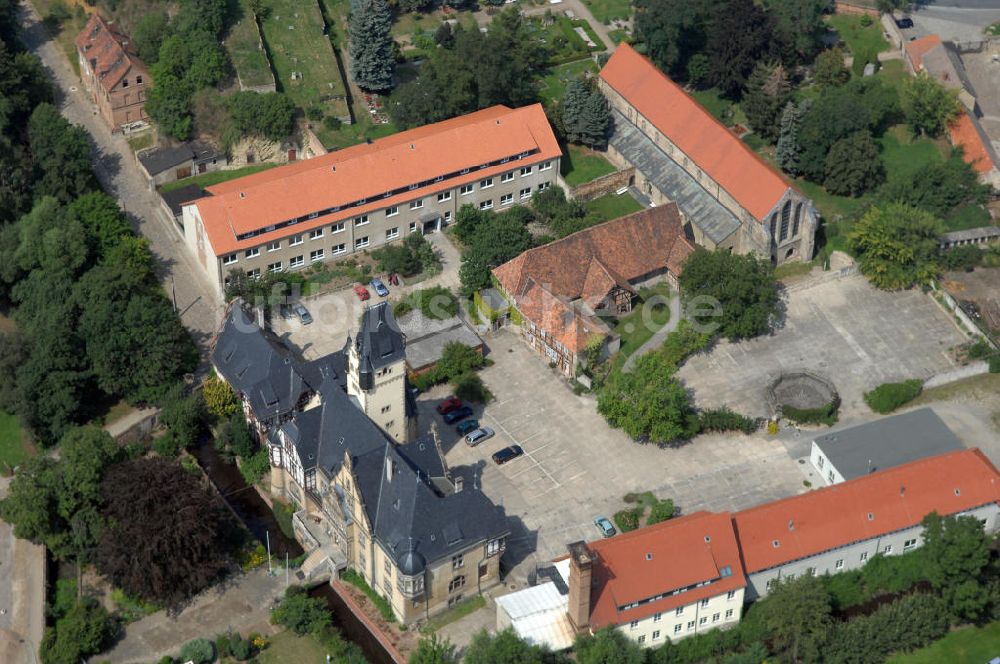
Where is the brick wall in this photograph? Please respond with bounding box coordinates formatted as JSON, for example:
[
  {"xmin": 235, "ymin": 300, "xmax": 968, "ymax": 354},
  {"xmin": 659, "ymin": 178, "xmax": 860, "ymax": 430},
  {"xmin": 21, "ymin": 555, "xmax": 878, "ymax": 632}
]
[{"xmin": 569, "ymin": 166, "xmax": 635, "ymax": 201}]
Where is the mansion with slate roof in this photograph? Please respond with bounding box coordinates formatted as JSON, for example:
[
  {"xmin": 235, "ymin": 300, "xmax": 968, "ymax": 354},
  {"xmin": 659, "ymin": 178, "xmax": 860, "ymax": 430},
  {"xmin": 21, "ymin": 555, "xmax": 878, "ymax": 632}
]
[
  {"xmin": 599, "ymin": 44, "xmax": 817, "ymax": 265},
  {"xmin": 211, "ymin": 302, "xmax": 509, "ymax": 624}
]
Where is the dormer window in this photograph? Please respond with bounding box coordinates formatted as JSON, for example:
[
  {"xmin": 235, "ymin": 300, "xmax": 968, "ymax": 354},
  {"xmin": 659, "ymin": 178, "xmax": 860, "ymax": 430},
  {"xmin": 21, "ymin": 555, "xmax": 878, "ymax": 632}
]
[{"xmin": 122, "ymin": 78, "xmax": 129, "ymax": 88}]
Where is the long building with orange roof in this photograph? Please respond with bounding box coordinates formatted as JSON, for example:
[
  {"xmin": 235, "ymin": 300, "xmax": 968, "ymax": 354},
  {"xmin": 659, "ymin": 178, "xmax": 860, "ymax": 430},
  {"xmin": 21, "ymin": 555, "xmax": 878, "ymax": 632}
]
[
  {"xmin": 499, "ymin": 447, "xmax": 1000, "ymax": 649},
  {"xmin": 182, "ymin": 104, "xmax": 561, "ymax": 297},
  {"xmin": 598, "ymin": 44, "xmax": 817, "ymax": 265}
]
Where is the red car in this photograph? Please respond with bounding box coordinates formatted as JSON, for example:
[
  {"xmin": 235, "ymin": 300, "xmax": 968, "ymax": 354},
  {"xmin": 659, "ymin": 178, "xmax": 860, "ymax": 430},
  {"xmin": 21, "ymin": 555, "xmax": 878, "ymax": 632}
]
[
  {"xmin": 436, "ymin": 396, "xmax": 462, "ymax": 415},
  {"xmin": 353, "ymin": 284, "xmax": 370, "ymax": 301}
]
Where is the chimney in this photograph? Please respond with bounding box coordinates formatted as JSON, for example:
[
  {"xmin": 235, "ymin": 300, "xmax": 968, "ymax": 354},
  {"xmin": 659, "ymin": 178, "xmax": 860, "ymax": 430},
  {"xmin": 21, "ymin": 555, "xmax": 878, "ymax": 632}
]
[
  {"xmin": 454, "ymin": 476, "xmax": 464, "ymax": 492},
  {"xmin": 567, "ymin": 541, "xmax": 593, "ymax": 632},
  {"xmin": 385, "ymin": 456, "xmax": 395, "ymax": 482}
]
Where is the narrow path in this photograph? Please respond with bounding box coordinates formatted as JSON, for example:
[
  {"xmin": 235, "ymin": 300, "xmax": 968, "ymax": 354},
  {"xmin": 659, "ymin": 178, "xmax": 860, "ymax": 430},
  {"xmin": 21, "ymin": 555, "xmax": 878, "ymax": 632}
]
[
  {"xmin": 621, "ymin": 294, "xmax": 682, "ymax": 372},
  {"xmin": 0, "ymin": 478, "xmax": 45, "ymax": 664},
  {"xmin": 18, "ymin": 0, "xmax": 223, "ymax": 356}
]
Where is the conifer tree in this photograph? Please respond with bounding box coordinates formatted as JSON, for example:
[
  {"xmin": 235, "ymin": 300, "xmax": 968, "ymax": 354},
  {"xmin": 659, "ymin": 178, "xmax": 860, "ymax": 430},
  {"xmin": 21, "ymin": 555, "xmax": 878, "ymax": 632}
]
[{"xmin": 349, "ymin": 0, "xmax": 395, "ymax": 92}]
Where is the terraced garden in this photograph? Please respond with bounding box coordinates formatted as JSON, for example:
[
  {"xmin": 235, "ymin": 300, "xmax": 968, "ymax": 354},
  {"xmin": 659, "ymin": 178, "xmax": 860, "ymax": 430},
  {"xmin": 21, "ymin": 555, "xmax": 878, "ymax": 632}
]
[{"xmin": 225, "ymin": 0, "xmax": 275, "ymax": 91}]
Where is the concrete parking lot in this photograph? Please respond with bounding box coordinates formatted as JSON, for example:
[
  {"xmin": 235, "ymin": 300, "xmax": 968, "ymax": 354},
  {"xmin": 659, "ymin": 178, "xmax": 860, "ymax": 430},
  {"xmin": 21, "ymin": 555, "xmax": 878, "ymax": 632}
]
[
  {"xmin": 272, "ymin": 232, "xmax": 462, "ymax": 360},
  {"xmin": 679, "ymin": 274, "xmax": 966, "ymax": 419},
  {"xmin": 418, "ymin": 332, "xmax": 805, "ymax": 582}
]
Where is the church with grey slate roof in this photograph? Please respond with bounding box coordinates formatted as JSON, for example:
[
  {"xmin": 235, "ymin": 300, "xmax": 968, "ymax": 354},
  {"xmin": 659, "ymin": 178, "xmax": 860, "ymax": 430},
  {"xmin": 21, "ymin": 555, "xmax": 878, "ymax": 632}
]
[{"xmin": 211, "ymin": 301, "xmax": 509, "ymax": 624}]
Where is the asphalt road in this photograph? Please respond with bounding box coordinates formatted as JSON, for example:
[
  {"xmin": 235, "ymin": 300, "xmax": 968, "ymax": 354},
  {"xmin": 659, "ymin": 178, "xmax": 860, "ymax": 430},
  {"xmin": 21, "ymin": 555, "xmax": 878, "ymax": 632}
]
[{"xmin": 17, "ymin": 0, "xmax": 223, "ymax": 357}]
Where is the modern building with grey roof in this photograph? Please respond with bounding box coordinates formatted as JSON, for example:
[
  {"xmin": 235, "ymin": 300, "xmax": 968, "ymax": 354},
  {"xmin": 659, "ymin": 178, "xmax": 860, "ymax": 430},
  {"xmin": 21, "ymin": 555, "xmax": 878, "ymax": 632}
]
[
  {"xmin": 212, "ymin": 300, "xmax": 509, "ymax": 625},
  {"xmin": 809, "ymin": 408, "xmax": 964, "ymax": 485}
]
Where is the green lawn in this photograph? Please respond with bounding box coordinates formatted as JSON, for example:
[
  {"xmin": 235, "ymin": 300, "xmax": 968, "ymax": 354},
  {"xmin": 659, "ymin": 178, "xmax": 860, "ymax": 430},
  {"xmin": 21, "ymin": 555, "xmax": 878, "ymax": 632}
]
[
  {"xmin": 689, "ymin": 87, "xmax": 735, "ymax": 124},
  {"xmin": 421, "ymin": 595, "xmax": 486, "ymax": 633},
  {"xmin": 561, "ymin": 145, "xmax": 616, "ymax": 186},
  {"xmin": 538, "ymin": 59, "xmax": 599, "ymax": 105},
  {"xmin": 158, "ymin": 163, "xmax": 281, "ymax": 193},
  {"xmin": 827, "ymin": 14, "xmax": 890, "ymax": 59},
  {"xmin": 0, "ymin": 410, "xmax": 29, "ymax": 470},
  {"xmin": 255, "ymin": 630, "xmax": 328, "ymax": 664},
  {"xmin": 888, "ymin": 620, "xmax": 1000, "ymax": 664},
  {"xmin": 585, "ymin": 192, "xmax": 643, "ymax": 222},
  {"xmin": 226, "ymin": 0, "xmax": 275, "ymax": 89},
  {"xmin": 608, "ymin": 28, "xmax": 630, "ymax": 45},
  {"xmin": 612, "ymin": 283, "xmax": 673, "ymax": 358},
  {"xmin": 260, "ymin": 0, "xmax": 349, "ymax": 120},
  {"xmin": 581, "ymin": 0, "xmax": 632, "ymax": 25},
  {"xmin": 878, "ymin": 124, "xmax": 948, "ymax": 182}
]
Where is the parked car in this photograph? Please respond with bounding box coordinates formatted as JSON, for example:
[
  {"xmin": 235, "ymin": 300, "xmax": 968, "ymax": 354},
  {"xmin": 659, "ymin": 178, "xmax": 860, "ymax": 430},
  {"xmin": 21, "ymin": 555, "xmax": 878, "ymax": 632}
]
[
  {"xmin": 456, "ymin": 419, "xmax": 479, "ymax": 436},
  {"xmin": 353, "ymin": 284, "xmax": 370, "ymax": 301},
  {"xmin": 436, "ymin": 396, "xmax": 462, "ymax": 415},
  {"xmin": 594, "ymin": 516, "xmax": 616, "ymax": 538},
  {"xmin": 895, "ymin": 17, "xmax": 913, "ymax": 28},
  {"xmin": 492, "ymin": 445, "xmax": 524, "ymax": 465},
  {"xmin": 443, "ymin": 406, "xmax": 474, "ymax": 424},
  {"xmin": 291, "ymin": 302, "xmax": 313, "ymax": 325},
  {"xmin": 465, "ymin": 427, "xmax": 495, "ymax": 447},
  {"xmin": 370, "ymin": 278, "xmax": 389, "ymax": 297}
]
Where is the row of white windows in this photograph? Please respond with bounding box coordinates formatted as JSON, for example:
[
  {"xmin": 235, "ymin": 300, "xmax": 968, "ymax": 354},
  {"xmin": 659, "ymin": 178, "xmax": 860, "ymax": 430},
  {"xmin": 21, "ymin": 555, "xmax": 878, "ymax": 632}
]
[
  {"xmin": 763, "ymin": 539, "xmax": 919, "ymax": 589},
  {"xmin": 629, "ymin": 590, "xmax": 738, "ymax": 630},
  {"xmin": 631, "ymin": 609, "xmax": 735, "ymax": 642},
  {"xmin": 477, "ymin": 183, "xmax": 550, "ymax": 211}
]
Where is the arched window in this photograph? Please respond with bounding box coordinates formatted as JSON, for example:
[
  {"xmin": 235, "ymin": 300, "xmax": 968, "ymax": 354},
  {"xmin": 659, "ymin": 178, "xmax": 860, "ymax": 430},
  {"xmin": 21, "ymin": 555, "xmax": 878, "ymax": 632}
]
[
  {"xmin": 769, "ymin": 213, "xmax": 778, "ymax": 241},
  {"xmin": 792, "ymin": 202, "xmax": 802, "ymax": 238},
  {"xmin": 779, "ymin": 200, "xmax": 792, "ymax": 242}
]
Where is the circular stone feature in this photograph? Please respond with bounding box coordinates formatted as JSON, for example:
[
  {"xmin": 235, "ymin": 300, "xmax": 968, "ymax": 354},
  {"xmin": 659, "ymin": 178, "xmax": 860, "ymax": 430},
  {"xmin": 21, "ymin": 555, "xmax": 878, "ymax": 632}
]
[{"xmin": 767, "ymin": 370, "xmax": 838, "ymax": 413}]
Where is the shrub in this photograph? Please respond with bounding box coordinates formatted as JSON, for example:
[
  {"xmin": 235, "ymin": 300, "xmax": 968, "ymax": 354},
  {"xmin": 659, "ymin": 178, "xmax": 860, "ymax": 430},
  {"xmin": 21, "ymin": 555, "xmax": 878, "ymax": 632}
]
[
  {"xmin": 781, "ymin": 396, "xmax": 840, "ymax": 425},
  {"xmin": 271, "ymin": 586, "xmax": 332, "ymax": 635},
  {"xmin": 990, "ymin": 355, "xmax": 1000, "ymax": 373},
  {"xmin": 698, "ymin": 408, "xmax": 759, "ymax": 434},
  {"xmin": 340, "ymin": 569, "xmax": 396, "ymax": 622},
  {"xmin": 647, "ymin": 499, "xmax": 676, "ymax": 526},
  {"xmin": 824, "ymin": 593, "xmax": 948, "ymax": 664},
  {"xmin": 863, "ymin": 379, "xmax": 923, "ymax": 414},
  {"xmin": 239, "ymin": 449, "xmax": 270, "ymax": 486},
  {"xmin": 453, "ymin": 372, "xmax": 492, "ymax": 404},
  {"xmin": 178, "ymin": 637, "xmax": 215, "ymax": 664},
  {"xmin": 966, "ymin": 337, "xmax": 994, "ymax": 360},
  {"xmin": 230, "ymin": 635, "xmax": 252, "ymax": 661},
  {"xmin": 613, "ymin": 507, "xmax": 642, "ymax": 532}
]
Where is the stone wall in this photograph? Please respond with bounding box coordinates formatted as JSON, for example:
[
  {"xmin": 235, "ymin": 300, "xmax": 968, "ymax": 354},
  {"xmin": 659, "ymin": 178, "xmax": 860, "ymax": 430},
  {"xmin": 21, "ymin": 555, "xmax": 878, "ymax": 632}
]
[{"xmin": 569, "ymin": 166, "xmax": 635, "ymax": 201}]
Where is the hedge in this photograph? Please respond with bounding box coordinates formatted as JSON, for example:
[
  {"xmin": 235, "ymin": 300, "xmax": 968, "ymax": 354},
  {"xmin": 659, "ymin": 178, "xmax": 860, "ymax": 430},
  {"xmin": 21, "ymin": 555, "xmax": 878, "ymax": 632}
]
[
  {"xmin": 782, "ymin": 396, "xmax": 840, "ymax": 425},
  {"xmin": 863, "ymin": 379, "xmax": 923, "ymax": 414},
  {"xmin": 613, "ymin": 507, "xmax": 642, "ymax": 533},
  {"xmin": 824, "ymin": 593, "xmax": 949, "ymax": 664},
  {"xmin": 698, "ymin": 407, "xmax": 760, "ymax": 434}
]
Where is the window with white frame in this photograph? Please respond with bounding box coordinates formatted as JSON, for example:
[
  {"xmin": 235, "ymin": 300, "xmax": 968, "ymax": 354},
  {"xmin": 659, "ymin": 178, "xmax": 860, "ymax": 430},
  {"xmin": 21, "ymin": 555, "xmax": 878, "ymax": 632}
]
[
  {"xmin": 268, "ymin": 262, "xmax": 282, "ymax": 273},
  {"xmin": 460, "ymin": 184, "xmax": 474, "ymax": 195},
  {"xmin": 386, "ymin": 206, "xmax": 399, "ymax": 217},
  {"xmin": 289, "ymin": 255, "xmax": 304, "ymax": 268},
  {"xmin": 884, "ymin": 544, "xmax": 893, "ymax": 554},
  {"xmin": 520, "ymin": 165, "xmax": 532, "ymax": 176},
  {"xmin": 653, "ymin": 612, "xmax": 662, "ymax": 622},
  {"xmin": 727, "ymin": 590, "xmax": 737, "ymax": 600},
  {"xmin": 699, "ymin": 617, "xmax": 707, "ymax": 626},
  {"xmin": 540, "ymin": 161, "xmax": 552, "ymax": 171},
  {"xmin": 355, "ymin": 215, "xmax": 370, "ymax": 226},
  {"xmin": 629, "ymin": 620, "xmax": 638, "ymax": 630},
  {"xmin": 310, "ymin": 249, "xmax": 324, "ymax": 262},
  {"xmin": 766, "ymin": 579, "xmax": 777, "ymax": 590},
  {"xmin": 267, "ymin": 241, "xmax": 280, "ymax": 252},
  {"xmin": 290, "ymin": 235, "xmax": 303, "ymax": 246},
  {"xmin": 700, "ymin": 599, "xmax": 709, "ymax": 608},
  {"xmin": 903, "ymin": 538, "xmax": 917, "ymax": 551},
  {"xmin": 444, "ymin": 210, "xmax": 451, "ymax": 221},
  {"xmin": 332, "ymin": 243, "xmax": 346, "ymax": 255},
  {"xmin": 332, "ymin": 222, "xmax": 346, "ymax": 233},
  {"xmin": 712, "ymin": 613, "xmax": 720, "ymax": 623},
  {"xmin": 501, "ymin": 172, "xmax": 514, "ymax": 183},
  {"xmin": 637, "ymin": 636, "xmax": 645, "ymax": 645},
  {"xmin": 817, "ymin": 456, "xmax": 824, "ymax": 468},
  {"xmin": 538, "ymin": 182, "xmax": 550, "ymax": 191},
  {"xmin": 480, "ymin": 199, "xmax": 493, "ymax": 210},
  {"xmin": 409, "ymin": 199, "xmax": 423, "ymax": 210},
  {"xmin": 687, "ymin": 621, "xmax": 695, "ymax": 631},
  {"xmin": 437, "ymin": 191, "xmax": 452, "ymax": 202},
  {"xmin": 500, "ymin": 193, "xmax": 513, "ymax": 206},
  {"xmin": 860, "ymin": 551, "xmax": 869, "ymax": 561},
  {"xmin": 835, "ymin": 559, "xmax": 844, "ymax": 569},
  {"xmin": 245, "ymin": 247, "xmax": 260, "ymax": 258},
  {"xmin": 247, "ymin": 268, "xmax": 260, "ymax": 278},
  {"xmin": 222, "ymin": 254, "xmax": 238, "ymax": 265},
  {"xmin": 674, "ymin": 624, "xmax": 682, "ymax": 634},
  {"xmin": 480, "ymin": 177, "xmax": 494, "ymax": 189},
  {"xmin": 675, "ymin": 607, "xmax": 683, "ymax": 616},
  {"xmin": 652, "ymin": 630, "xmax": 661, "ymax": 641},
  {"xmin": 386, "ymin": 227, "xmax": 399, "ymax": 240},
  {"xmin": 452, "ymin": 553, "xmax": 464, "ymax": 569},
  {"xmin": 309, "ymin": 228, "xmax": 324, "ymax": 240},
  {"xmin": 355, "ymin": 236, "xmax": 369, "ymax": 249},
  {"xmin": 409, "ymin": 222, "xmax": 417, "ymax": 233},
  {"xmin": 519, "ymin": 187, "xmax": 532, "ymax": 199},
  {"xmin": 725, "ymin": 609, "xmax": 734, "ymax": 619}
]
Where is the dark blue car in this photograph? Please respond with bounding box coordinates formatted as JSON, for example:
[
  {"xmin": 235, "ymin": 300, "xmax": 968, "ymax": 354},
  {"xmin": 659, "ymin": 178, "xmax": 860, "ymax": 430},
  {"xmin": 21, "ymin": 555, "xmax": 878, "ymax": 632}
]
[
  {"xmin": 442, "ymin": 406, "xmax": 474, "ymax": 424},
  {"xmin": 456, "ymin": 419, "xmax": 479, "ymax": 435}
]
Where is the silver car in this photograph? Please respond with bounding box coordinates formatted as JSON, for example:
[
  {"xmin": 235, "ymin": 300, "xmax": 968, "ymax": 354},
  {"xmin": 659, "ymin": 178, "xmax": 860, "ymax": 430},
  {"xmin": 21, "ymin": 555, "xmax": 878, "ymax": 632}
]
[{"xmin": 464, "ymin": 427, "xmax": 495, "ymax": 447}]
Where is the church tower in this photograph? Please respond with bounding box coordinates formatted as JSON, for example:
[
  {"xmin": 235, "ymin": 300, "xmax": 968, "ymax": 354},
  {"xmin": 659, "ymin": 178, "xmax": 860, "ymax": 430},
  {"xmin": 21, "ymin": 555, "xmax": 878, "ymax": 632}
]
[{"xmin": 347, "ymin": 302, "xmax": 409, "ymax": 444}]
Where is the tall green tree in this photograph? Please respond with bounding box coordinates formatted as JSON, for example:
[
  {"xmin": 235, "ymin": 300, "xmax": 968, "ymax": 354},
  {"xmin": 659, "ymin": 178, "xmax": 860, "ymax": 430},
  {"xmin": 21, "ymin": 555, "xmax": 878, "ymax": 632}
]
[
  {"xmin": 562, "ymin": 80, "xmax": 610, "ymax": 148},
  {"xmin": 409, "ymin": 634, "xmax": 459, "ymax": 664},
  {"xmin": 879, "ymin": 155, "xmax": 989, "ymax": 217},
  {"xmin": 705, "ymin": 0, "xmax": 776, "ymax": 98},
  {"xmin": 775, "ymin": 100, "xmax": 806, "ymax": 175},
  {"xmin": 464, "ymin": 628, "xmax": 556, "ymax": 664},
  {"xmin": 633, "ymin": 0, "xmax": 719, "ymax": 79},
  {"xmin": 598, "ymin": 352, "xmax": 698, "ymax": 444},
  {"xmin": 678, "ymin": 248, "xmax": 780, "ymax": 340},
  {"xmin": 271, "ymin": 586, "xmax": 332, "ymax": 635},
  {"xmin": 228, "ymin": 91, "xmax": 297, "ymax": 141},
  {"xmin": 132, "ymin": 12, "xmax": 170, "ymax": 65},
  {"xmin": 349, "ymin": 0, "xmax": 395, "ymax": 92},
  {"xmin": 40, "ymin": 597, "xmax": 116, "ymax": 664},
  {"xmin": 574, "ymin": 628, "xmax": 646, "ymax": 664},
  {"xmin": 824, "ymin": 130, "xmax": 884, "ymax": 197},
  {"xmin": 756, "ymin": 575, "xmax": 832, "ymax": 663},
  {"xmin": 814, "ymin": 47, "xmax": 850, "ymax": 89},
  {"xmin": 458, "ymin": 215, "xmax": 532, "ymax": 295},
  {"xmin": 921, "ymin": 512, "xmax": 992, "ymax": 621},
  {"xmin": 27, "ymin": 104, "xmax": 98, "ymax": 203},
  {"xmin": 849, "ymin": 203, "xmax": 943, "ymax": 290},
  {"xmin": 902, "ymin": 72, "xmax": 961, "ymax": 138},
  {"xmin": 68, "ymin": 191, "xmax": 133, "ymax": 259},
  {"xmin": 766, "ymin": 0, "xmax": 827, "ymax": 65},
  {"xmin": 742, "ymin": 61, "xmax": 790, "ymax": 142}
]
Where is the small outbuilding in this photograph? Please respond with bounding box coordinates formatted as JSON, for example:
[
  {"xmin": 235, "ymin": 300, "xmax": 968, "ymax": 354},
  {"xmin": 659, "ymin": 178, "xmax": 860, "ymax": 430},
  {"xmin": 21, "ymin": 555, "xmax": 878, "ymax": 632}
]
[
  {"xmin": 395, "ymin": 309, "xmax": 484, "ymax": 376},
  {"xmin": 810, "ymin": 408, "xmax": 963, "ymax": 485},
  {"xmin": 138, "ymin": 141, "xmax": 227, "ymax": 189}
]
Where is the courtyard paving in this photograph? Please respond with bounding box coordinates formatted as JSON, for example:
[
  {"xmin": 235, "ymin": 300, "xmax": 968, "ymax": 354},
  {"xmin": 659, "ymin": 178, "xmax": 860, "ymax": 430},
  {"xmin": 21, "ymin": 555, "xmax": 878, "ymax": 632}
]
[
  {"xmin": 419, "ymin": 331, "xmax": 806, "ymax": 586},
  {"xmin": 679, "ymin": 274, "xmax": 966, "ymax": 419}
]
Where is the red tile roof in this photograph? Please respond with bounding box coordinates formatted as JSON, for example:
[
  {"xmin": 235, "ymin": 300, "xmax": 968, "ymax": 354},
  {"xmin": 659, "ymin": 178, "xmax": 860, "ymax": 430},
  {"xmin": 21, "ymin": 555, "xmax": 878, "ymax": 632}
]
[
  {"xmin": 599, "ymin": 44, "xmax": 791, "ymax": 221},
  {"xmin": 492, "ymin": 204, "xmax": 693, "ymax": 353},
  {"xmin": 586, "ymin": 511, "xmax": 746, "ymax": 628},
  {"xmin": 905, "ymin": 34, "xmax": 943, "ymax": 71},
  {"xmin": 733, "ymin": 449, "xmax": 1000, "ymax": 574},
  {"xmin": 194, "ymin": 104, "xmax": 561, "ymax": 256},
  {"xmin": 75, "ymin": 14, "xmax": 145, "ymax": 93},
  {"xmin": 950, "ymin": 112, "xmax": 996, "ymax": 175}
]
